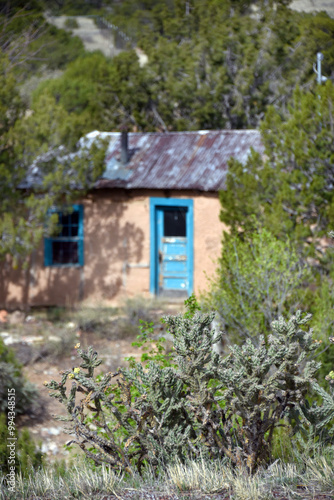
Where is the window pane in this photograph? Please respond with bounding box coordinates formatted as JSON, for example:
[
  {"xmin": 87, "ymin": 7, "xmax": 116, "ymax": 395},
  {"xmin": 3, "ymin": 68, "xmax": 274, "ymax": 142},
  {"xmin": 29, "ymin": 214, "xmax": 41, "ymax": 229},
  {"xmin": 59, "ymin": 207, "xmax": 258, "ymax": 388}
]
[
  {"xmin": 164, "ymin": 208, "xmax": 186, "ymax": 237},
  {"xmin": 52, "ymin": 241, "xmax": 79, "ymax": 264},
  {"xmin": 70, "ymin": 224, "xmax": 79, "ymax": 237},
  {"xmin": 71, "ymin": 212, "xmax": 79, "ymax": 225},
  {"xmin": 60, "ymin": 225, "xmax": 70, "ymax": 237},
  {"xmin": 70, "ymin": 211, "xmax": 79, "ymax": 236},
  {"xmin": 58, "ymin": 212, "xmax": 80, "ymax": 237}
]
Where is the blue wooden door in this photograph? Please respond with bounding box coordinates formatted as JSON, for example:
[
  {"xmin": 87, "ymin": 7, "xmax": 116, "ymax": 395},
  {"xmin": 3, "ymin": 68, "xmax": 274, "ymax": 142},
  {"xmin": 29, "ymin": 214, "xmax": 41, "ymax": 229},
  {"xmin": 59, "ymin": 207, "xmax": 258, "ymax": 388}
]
[{"xmin": 156, "ymin": 207, "xmax": 189, "ymax": 296}]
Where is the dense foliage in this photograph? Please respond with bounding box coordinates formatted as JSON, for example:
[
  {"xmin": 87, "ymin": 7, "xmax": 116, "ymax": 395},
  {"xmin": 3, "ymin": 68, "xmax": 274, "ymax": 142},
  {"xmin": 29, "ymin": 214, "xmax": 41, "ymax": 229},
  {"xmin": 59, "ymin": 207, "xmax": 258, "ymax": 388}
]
[
  {"xmin": 0, "ymin": 21, "xmax": 105, "ymax": 263},
  {"xmin": 202, "ymin": 82, "xmax": 334, "ymax": 383},
  {"xmin": 0, "ymin": 338, "xmax": 38, "ymax": 416},
  {"xmin": 14, "ymin": 0, "xmax": 334, "ymax": 134},
  {"xmin": 0, "ymin": 413, "xmax": 44, "ymax": 477},
  {"xmin": 0, "ymin": 337, "xmax": 43, "ymax": 478},
  {"xmin": 103, "ymin": 0, "xmax": 334, "ymax": 130},
  {"xmin": 0, "ymin": 56, "xmax": 106, "ymax": 263},
  {"xmin": 203, "ymin": 227, "xmax": 310, "ymax": 344},
  {"xmin": 220, "ymin": 82, "xmax": 334, "ymax": 245}
]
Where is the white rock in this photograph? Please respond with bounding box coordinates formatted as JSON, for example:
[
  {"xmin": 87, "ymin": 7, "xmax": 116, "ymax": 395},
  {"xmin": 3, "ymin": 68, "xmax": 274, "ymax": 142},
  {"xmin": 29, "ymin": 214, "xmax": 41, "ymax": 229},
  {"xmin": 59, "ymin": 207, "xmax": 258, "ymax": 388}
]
[
  {"xmin": 48, "ymin": 427, "xmax": 61, "ymax": 436},
  {"xmin": 43, "ymin": 369, "xmax": 56, "ymax": 375},
  {"xmin": 41, "ymin": 443, "xmax": 49, "ymax": 454},
  {"xmin": 21, "ymin": 335, "xmax": 44, "ymax": 344},
  {"xmin": 48, "ymin": 442, "xmax": 59, "ymax": 455},
  {"xmin": 25, "ymin": 315, "xmax": 35, "ymax": 323},
  {"xmin": 2, "ymin": 334, "xmax": 17, "ymax": 345},
  {"xmin": 48, "ymin": 335, "xmax": 62, "ymax": 342}
]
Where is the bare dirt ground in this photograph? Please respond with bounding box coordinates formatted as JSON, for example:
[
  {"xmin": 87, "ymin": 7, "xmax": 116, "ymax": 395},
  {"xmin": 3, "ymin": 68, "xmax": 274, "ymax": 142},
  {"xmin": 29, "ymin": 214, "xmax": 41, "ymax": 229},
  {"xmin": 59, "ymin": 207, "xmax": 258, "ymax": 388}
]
[
  {"xmin": 46, "ymin": 15, "xmax": 120, "ymax": 58},
  {"xmin": 291, "ymin": 0, "xmax": 334, "ymax": 17},
  {"xmin": 46, "ymin": 15, "xmax": 148, "ymax": 65}
]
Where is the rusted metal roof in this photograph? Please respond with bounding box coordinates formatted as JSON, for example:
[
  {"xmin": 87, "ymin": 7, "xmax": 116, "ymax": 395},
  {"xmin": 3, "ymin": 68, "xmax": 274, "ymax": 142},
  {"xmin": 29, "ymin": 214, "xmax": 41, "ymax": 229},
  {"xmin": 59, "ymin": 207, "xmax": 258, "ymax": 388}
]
[{"xmin": 89, "ymin": 130, "xmax": 263, "ymax": 192}]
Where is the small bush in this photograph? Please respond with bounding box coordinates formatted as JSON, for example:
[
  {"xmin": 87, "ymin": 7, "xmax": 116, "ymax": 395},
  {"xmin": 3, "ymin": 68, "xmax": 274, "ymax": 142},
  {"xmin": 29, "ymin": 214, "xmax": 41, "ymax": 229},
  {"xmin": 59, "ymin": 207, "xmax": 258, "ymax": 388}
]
[
  {"xmin": 117, "ymin": 296, "xmax": 166, "ymax": 338},
  {"xmin": 64, "ymin": 17, "xmax": 79, "ymax": 29},
  {"xmin": 0, "ymin": 338, "xmax": 38, "ymax": 415},
  {"xmin": 0, "ymin": 413, "xmax": 43, "ymax": 478},
  {"xmin": 202, "ymin": 227, "xmax": 309, "ymax": 345}
]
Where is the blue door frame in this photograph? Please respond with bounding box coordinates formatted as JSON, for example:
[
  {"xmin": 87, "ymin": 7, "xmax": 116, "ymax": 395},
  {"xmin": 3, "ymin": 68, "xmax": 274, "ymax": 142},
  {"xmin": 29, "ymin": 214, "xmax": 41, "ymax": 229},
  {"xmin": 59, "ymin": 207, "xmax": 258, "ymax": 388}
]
[{"xmin": 150, "ymin": 198, "xmax": 193, "ymax": 296}]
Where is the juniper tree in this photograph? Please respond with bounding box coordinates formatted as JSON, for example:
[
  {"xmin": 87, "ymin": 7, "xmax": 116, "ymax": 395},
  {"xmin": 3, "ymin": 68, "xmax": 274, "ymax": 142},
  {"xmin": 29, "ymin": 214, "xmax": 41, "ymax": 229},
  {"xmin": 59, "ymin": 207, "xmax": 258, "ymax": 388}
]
[
  {"xmin": 202, "ymin": 227, "xmax": 309, "ymax": 345},
  {"xmin": 220, "ymin": 82, "xmax": 334, "ymax": 247},
  {"xmin": 0, "ymin": 52, "xmax": 106, "ymax": 265}
]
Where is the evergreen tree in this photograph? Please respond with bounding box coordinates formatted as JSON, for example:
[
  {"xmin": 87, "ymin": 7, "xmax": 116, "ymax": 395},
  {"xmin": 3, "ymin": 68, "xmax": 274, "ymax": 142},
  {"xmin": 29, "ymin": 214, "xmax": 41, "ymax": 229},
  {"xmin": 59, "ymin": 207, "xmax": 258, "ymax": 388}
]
[
  {"xmin": 220, "ymin": 82, "xmax": 334, "ymax": 249},
  {"xmin": 0, "ymin": 53, "xmax": 106, "ymax": 264},
  {"xmin": 203, "ymin": 227, "xmax": 310, "ymax": 345}
]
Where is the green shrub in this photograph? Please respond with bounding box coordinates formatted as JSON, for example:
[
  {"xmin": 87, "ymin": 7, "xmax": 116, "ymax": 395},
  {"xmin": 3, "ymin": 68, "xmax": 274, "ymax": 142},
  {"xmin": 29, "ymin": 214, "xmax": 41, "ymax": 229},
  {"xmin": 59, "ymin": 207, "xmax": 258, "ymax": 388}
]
[
  {"xmin": 202, "ymin": 227, "xmax": 309, "ymax": 345},
  {"xmin": 26, "ymin": 25, "xmax": 85, "ymax": 72},
  {"xmin": 0, "ymin": 339, "xmax": 42, "ymax": 481},
  {"xmin": 45, "ymin": 306, "xmax": 333, "ymax": 474},
  {"xmin": 64, "ymin": 17, "xmax": 79, "ymax": 29},
  {"xmin": 117, "ymin": 296, "xmax": 166, "ymax": 338},
  {"xmin": 0, "ymin": 413, "xmax": 43, "ymax": 478},
  {"xmin": 0, "ymin": 338, "xmax": 38, "ymax": 416}
]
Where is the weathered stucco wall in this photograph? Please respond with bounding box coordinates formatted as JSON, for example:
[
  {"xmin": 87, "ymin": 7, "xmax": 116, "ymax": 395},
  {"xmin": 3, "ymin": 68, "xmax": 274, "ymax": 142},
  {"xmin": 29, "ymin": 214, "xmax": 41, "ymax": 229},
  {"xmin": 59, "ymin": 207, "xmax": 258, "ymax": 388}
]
[{"xmin": 0, "ymin": 190, "xmax": 225, "ymax": 308}]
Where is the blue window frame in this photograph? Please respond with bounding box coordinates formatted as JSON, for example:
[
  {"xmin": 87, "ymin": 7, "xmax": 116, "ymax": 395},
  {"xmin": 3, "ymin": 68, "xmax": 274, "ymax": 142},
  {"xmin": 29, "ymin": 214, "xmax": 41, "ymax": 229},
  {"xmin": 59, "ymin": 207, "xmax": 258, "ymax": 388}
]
[
  {"xmin": 44, "ymin": 205, "xmax": 84, "ymax": 267},
  {"xmin": 150, "ymin": 198, "xmax": 193, "ymax": 296}
]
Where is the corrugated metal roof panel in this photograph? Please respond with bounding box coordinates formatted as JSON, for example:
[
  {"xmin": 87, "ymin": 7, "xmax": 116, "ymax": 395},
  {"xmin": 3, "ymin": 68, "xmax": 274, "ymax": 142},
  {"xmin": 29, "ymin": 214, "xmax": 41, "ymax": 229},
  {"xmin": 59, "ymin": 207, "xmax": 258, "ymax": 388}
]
[{"xmin": 91, "ymin": 130, "xmax": 263, "ymax": 192}]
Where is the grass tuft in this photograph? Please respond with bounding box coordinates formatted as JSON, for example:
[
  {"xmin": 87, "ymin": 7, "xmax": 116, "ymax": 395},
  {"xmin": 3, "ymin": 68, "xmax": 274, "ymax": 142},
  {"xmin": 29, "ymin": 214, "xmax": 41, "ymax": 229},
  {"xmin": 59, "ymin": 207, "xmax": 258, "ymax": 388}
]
[
  {"xmin": 2, "ymin": 452, "xmax": 334, "ymax": 499},
  {"xmin": 168, "ymin": 457, "xmax": 230, "ymax": 494}
]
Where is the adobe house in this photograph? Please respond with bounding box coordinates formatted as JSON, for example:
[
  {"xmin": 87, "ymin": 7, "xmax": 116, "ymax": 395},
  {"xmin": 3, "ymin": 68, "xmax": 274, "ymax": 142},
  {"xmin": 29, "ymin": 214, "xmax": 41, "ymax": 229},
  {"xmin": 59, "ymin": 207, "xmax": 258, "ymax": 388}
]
[{"xmin": 0, "ymin": 130, "xmax": 263, "ymax": 308}]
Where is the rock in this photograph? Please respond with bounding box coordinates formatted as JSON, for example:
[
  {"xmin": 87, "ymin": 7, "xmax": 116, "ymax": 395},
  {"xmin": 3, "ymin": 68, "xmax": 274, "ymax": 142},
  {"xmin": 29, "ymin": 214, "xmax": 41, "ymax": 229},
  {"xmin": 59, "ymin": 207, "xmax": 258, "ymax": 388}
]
[
  {"xmin": 25, "ymin": 315, "xmax": 36, "ymax": 324},
  {"xmin": 41, "ymin": 440, "xmax": 59, "ymax": 454},
  {"xmin": 48, "ymin": 335, "xmax": 62, "ymax": 343},
  {"xmin": 21, "ymin": 335, "xmax": 44, "ymax": 344},
  {"xmin": 48, "ymin": 427, "xmax": 61, "ymax": 436},
  {"xmin": 48, "ymin": 442, "xmax": 59, "ymax": 455},
  {"xmin": 0, "ymin": 333, "xmax": 19, "ymax": 345},
  {"xmin": 12, "ymin": 343, "xmax": 33, "ymax": 365},
  {"xmin": 43, "ymin": 368, "xmax": 56, "ymax": 375},
  {"xmin": 8, "ymin": 310, "xmax": 25, "ymax": 325},
  {"xmin": 41, "ymin": 442, "xmax": 49, "ymax": 454}
]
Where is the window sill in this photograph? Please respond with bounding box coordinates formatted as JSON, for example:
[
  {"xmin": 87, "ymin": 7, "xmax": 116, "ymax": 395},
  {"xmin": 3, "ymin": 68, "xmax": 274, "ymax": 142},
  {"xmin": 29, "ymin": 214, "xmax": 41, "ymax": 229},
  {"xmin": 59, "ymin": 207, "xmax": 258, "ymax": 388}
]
[{"xmin": 44, "ymin": 264, "xmax": 83, "ymax": 268}]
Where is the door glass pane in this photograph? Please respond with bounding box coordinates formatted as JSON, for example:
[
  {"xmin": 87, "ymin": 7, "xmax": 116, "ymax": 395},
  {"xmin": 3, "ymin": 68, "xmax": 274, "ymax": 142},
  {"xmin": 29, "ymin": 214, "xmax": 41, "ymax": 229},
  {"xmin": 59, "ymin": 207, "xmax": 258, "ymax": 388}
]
[{"xmin": 164, "ymin": 208, "xmax": 186, "ymax": 237}]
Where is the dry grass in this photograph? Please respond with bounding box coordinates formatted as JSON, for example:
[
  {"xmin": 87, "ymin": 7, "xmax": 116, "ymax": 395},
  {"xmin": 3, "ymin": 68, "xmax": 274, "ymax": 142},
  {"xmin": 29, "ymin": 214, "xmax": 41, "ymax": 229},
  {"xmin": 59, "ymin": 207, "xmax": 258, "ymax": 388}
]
[
  {"xmin": 1, "ymin": 462, "xmax": 120, "ymax": 500},
  {"xmin": 167, "ymin": 457, "xmax": 231, "ymax": 494},
  {"xmin": 2, "ymin": 450, "xmax": 334, "ymax": 500}
]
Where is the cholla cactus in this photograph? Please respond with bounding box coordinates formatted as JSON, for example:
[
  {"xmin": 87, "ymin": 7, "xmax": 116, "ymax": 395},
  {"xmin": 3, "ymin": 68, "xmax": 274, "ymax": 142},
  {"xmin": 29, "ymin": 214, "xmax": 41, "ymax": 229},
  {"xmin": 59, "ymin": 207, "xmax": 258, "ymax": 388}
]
[
  {"xmin": 46, "ymin": 311, "xmax": 332, "ymax": 474},
  {"xmin": 45, "ymin": 344, "xmax": 194, "ymax": 473},
  {"xmin": 216, "ymin": 311, "xmax": 320, "ymax": 471},
  {"xmin": 304, "ymin": 335, "xmax": 334, "ymax": 438}
]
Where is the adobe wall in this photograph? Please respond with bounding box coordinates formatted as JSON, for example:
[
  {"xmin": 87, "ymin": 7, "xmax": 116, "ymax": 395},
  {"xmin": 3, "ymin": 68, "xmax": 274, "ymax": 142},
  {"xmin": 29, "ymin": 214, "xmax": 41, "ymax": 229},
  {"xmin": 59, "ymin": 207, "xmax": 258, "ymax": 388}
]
[{"xmin": 0, "ymin": 189, "xmax": 225, "ymax": 308}]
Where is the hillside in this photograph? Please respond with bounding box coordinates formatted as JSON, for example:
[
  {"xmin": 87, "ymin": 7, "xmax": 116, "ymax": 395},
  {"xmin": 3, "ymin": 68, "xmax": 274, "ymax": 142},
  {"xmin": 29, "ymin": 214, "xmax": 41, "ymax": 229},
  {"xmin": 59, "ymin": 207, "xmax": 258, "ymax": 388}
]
[{"xmin": 291, "ymin": 0, "xmax": 334, "ymax": 17}]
